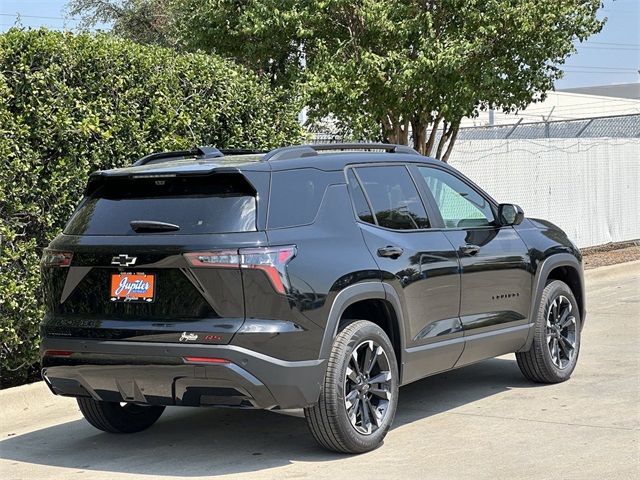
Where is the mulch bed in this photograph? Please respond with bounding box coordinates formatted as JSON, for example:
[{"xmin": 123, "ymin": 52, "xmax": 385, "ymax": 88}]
[{"xmin": 581, "ymin": 241, "xmax": 640, "ymax": 270}]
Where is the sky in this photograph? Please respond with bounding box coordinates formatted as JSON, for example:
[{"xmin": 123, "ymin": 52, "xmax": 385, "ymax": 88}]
[{"xmin": 1, "ymin": 0, "xmax": 639, "ymax": 89}]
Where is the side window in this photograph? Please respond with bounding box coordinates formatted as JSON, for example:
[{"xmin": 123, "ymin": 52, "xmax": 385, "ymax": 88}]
[
  {"xmin": 346, "ymin": 170, "xmax": 375, "ymax": 224},
  {"xmin": 355, "ymin": 166, "xmax": 430, "ymax": 230},
  {"xmin": 418, "ymin": 167, "xmax": 494, "ymax": 228},
  {"xmin": 268, "ymin": 169, "xmax": 329, "ymax": 228}
]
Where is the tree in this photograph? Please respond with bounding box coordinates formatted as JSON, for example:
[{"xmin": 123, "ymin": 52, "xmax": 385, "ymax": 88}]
[
  {"xmin": 300, "ymin": 0, "xmax": 604, "ymax": 160},
  {"xmin": 71, "ymin": 0, "xmax": 604, "ymax": 161},
  {"xmin": 68, "ymin": 0, "xmax": 175, "ymax": 46},
  {"xmin": 68, "ymin": 0, "xmax": 306, "ymax": 85},
  {"xmin": 0, "ymin": 28, "xmax": 303, "ymax": 386},
  {"xmin": 172, "ymin": 0, "xmax": 307, "ymax": 86}
]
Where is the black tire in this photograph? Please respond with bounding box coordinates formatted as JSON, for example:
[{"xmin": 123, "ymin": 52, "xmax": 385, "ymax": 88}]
[
  {"xmin": 77, "ymin": 397, "xmax": 165, "ymax": 433},
  {"xmin": 304, "ymin": 320, "xmax": 399, "ymax": 454},
  {"xmin": 516, "ymin": 280, "xmax": 581, "ymax": 383}
]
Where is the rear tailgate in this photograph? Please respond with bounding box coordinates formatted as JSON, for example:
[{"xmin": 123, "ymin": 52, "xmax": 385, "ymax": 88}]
[{"xmin": 42, "ymin": 169, "xmax": 268, "ymax": 345}]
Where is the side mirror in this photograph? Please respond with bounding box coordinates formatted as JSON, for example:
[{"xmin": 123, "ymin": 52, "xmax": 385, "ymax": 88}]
[{"xmin": 498, "ymin": 203, "xmax": 524, "ymax": 226}]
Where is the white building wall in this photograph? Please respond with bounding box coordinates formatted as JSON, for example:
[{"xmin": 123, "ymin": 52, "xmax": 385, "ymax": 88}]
[
  {"xmin": 448, "ymin": 138, "xmax": 640, "ymax": 248},
  {"xmin": 463, "ymin": 91, "xmax": 640, "ymax": 127}
]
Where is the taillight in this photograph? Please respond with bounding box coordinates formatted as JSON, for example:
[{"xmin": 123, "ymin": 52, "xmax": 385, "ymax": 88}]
[
  {"xmin": 41, "ymin": 250, "xmax": 73, "ymax": 267},
  {"xmin": 240, "ymin": 246, "xmax": 296, "ymax": 294},
  {"xmin": 184, "ymin": 245, "xmax": 296, "ymax": 294}
]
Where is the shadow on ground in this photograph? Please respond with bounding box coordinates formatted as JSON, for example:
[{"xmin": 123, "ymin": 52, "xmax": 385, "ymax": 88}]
[{"xmin": 1, "ymin": 357, "xmax": 536, "ymax": 477}]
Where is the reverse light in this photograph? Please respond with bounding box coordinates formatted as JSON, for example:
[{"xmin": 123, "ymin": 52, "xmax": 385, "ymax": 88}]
[
  {"xmin": 41, "ymin": 250, "xmax": 73, "ymax": 267},
  {"xmin": 182, "ymin": 356, "xmax": 230, "ymax": 364},
  {"xmin": 184, "ymin": 245, "xmax": 296, "ymax": 294},
  {"xmin": 184, "ymin": 250, "xmax": 240, "ymax": 268}
]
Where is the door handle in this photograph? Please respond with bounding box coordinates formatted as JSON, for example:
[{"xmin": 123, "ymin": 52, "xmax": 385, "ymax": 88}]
[
  {"xmin": 459, "ymin": 244, "xmax": 480, "ymax": 256},
  {"xmin": 377, "ymin": 246, "xmax": 404, "ymax": 259}
]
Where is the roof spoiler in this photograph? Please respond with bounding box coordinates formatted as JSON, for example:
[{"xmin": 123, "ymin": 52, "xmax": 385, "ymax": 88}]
[{"xmin": 132, "ymin": 146, "xmax": 224, "ymax": 166}]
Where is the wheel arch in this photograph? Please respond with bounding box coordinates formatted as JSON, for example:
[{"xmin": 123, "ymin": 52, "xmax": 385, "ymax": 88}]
[
  {"xmin": 547, "ymin": 265, "xmax": 585, "ymax": 321},
  {"xmin": 519, "ymin": 253, "xmax": 585, "ymax": 352},
  {"xmin": 319, "ymin": 282, "xmax": 406, "ymax": 375}
]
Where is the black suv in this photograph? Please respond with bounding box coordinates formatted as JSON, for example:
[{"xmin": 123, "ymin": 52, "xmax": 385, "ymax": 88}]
[{"xmin": 41, "ymin": 143, "xmax": 585, "ymax": 453}]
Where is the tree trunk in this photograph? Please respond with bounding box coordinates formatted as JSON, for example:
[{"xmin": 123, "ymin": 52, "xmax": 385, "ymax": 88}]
[
  {"xmin": 435, "ymin": 121, "xmax": 451, "ymax": 160},
  {"xmin": 381, "ymin": 113, "xmax": 397, "ymax": 143},
  {"xmin": 398, "ymin": 118, "xmax": 410, "ymax": 145},
  {"xmin": 441, "ymin": 121, "xmax": 460, "ymax": 163},
  {"xmin": 381, "ymin": 113, "xmax": 413, "ymax": 145},
  {"xmin": 411, "ymin": 118, "xmax": 427, "ymax": 154},
  {"xmin": 425, "ymin": 113, "xmax": 442, "ymax": 156}
]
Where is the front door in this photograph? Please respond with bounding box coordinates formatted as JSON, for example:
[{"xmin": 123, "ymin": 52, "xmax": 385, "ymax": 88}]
[
  {"xmin": 415, "ymin": 166, "xmax": 532, "ymax": 366},
  {"xmin": 346, "ymin": 166, "xmax": 462, "ymax": 384}
]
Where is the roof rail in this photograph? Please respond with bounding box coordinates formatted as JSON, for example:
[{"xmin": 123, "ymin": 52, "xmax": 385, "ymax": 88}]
[
  {"xmin": 311, "ymin": 143, "xmax": 419, "ymax": 155},
  {"xmin": 263, "ymin": 143, "xmax": 419, "ymax": 161},
  {"xmin": 133, "ymin": 146, "xmax": 223, "ymax": 166},
  {"xmin": 219, "ymin": 148, "xmax": 268, "ymax": 155},
  {"xmin": 262, "ymin": 146, "xmax": 319, "ymax": 162},
  {"xmin": 132, "ymin": 143, "xmax": 419, "ymax": 166}
]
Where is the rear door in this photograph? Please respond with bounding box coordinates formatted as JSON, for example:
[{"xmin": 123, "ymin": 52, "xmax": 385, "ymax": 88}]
[
  {"xmin": 42, "ymin": 171, "xmax": 267, "ymax": 344},
  {"xmin": 414, "ymin": 166, "xmax": 532, "ymax": 365},
  {"xmin": 346, "ymin": 165, "xmax": 462, "ymax": 383}
]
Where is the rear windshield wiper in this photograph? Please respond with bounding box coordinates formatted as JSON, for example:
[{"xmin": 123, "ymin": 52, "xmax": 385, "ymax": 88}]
[{"xmin": 130, "ymin": 220, "xmax": 180, "ymax": 233}]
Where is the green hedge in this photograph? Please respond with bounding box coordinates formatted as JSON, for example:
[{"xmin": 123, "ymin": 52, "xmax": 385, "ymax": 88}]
[{"xmin": 0, "ymin": 28, "xmax": 303, "ymax": 387}]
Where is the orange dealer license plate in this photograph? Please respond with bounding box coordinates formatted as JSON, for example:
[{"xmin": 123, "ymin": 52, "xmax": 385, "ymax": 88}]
[{"xmin": 110, "ymin": 273, "xmax": 155, "ymax": 303}]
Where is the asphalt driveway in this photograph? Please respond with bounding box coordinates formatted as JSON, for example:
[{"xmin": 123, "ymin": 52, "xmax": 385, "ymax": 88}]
[{"xmin": 1, "ymin": 261, "xmax": 638, "ymax": 480}]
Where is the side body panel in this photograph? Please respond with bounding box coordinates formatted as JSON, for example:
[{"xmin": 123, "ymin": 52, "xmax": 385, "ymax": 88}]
[
  {"xmin": 445, "ymin": 226, "xmax": 533, "ymax": 366},
  {"xmin": 357, "ymin": 224, "xmax": 463, "ymax": 383}
]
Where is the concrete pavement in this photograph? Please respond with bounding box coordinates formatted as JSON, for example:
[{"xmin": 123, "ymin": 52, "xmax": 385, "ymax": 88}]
[{"xmin": 1, "ymin": 261, "xmax": 638, "ymax": 480}]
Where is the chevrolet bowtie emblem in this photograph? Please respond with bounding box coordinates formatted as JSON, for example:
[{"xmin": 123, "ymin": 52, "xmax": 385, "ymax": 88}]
[{"xmin": 111, "ymin": 254, "xmax": 137, "ymax": 267}]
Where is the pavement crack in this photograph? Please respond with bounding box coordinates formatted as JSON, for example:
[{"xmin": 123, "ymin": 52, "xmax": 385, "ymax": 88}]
[{"xmin": 448, "ymin": 411, "xmax": 637, "ymax": 431}]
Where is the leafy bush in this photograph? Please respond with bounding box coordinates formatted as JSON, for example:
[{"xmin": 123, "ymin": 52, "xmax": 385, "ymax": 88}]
[{"xmin": 0, "ymin": 28, "xmax": 303, "ymax": 387}]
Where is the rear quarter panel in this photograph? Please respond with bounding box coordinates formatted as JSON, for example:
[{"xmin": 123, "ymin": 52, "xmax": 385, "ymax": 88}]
[{"xmin": 236, "ymin": 182, "xmax": 381, "ymax": 360}]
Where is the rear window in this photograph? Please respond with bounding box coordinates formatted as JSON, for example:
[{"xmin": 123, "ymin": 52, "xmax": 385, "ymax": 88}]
[
  {"xmin": 64, "ymin": 174, "xmax": 257, "ymax": 235},
  {"xmin": 346, "ymin": 169, "xmax": 375, "ymax": 224},
  {"xmin": 268, "ymin": 169, "xmax": 332, "ymax": 229},
  {"xmin": 355, "ymin": 166, "xmax": 430, "ymax": 230}
]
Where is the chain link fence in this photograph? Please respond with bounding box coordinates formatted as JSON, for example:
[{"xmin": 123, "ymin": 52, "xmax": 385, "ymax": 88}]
[
  {"xmin": 456, "ymin": 113, "xmax": 640, "ymax": 140},
  {"xmin": 311, "ymin": 113, "xmax": 640, "ymax": 143}
]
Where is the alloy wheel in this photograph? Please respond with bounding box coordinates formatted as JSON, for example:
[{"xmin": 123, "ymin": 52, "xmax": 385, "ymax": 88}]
[
  {"xmin": 546, "ymin": 295, "xmax": 577, "ymax": 369},
  {"xmin": 344, "ymin": 340, "xmax": 393, "ymax": 435}
]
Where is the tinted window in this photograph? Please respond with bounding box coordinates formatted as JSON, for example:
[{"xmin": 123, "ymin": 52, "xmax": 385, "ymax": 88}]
[
  {"xmin": 356, "ymin": 166, "xmax": 430, "ymax": 230},
  {"xmin": 418, "ymin": 167, "xmax": 494, "ymax": 228},
  {"xmin": 65, "ymin": 174, "xmax": 256, "ymax": 235},
  {"xmin": 346, "ymin": 170, "xmax": 374, "ymax": 224},
  {"xmin": 268, "ymin": 169, "xmax": 330, "ymax": 228}
]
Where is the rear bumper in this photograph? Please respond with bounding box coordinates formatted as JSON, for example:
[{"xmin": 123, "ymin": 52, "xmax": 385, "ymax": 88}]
[{"xmin": 40, "ymin": 338, "xmax": 325, "ymax": 409}]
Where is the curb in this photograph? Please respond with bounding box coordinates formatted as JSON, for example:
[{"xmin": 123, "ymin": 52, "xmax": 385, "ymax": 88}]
[
  {"xmin": 0, "ymin": 381, "xmax": 60, "ymax": 423},
  {"xmin": 585, "ymin": 260, "xmax": 640, "ymax": 283}
]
